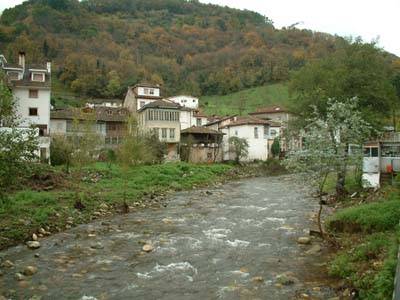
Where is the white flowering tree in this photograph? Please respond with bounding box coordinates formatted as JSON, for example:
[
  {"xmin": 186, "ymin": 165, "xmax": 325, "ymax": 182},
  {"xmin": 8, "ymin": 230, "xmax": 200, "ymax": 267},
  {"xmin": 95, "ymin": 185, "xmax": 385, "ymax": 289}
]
[{"xmin": 285, "ymin": 98, "xmax": 372, "ymax": 238}]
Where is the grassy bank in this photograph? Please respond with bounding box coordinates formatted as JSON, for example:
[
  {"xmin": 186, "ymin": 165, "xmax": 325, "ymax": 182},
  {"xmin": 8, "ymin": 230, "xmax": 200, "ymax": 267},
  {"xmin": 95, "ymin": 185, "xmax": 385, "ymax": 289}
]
[
  {"xmin": 326, "ymin": 186, "xmax": 400, "ymax": 299},
  {"xmin": 0, "ymin": 162, "xmax": 234, "ymax": 250},
  {"xmin": 200, "ymin": 83, "xmax": 290, "ymax": 116}
]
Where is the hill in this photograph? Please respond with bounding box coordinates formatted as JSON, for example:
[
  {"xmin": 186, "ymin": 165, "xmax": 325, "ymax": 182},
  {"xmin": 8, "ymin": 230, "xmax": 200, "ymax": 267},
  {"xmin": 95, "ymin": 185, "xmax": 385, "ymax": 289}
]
[
  {"xmin": 0, "ymin": 0, "xmax": 345, "ymax": 100},
  {"xmin": 200, "ymin": 83, "xmax": 290, "ymax": 116}
]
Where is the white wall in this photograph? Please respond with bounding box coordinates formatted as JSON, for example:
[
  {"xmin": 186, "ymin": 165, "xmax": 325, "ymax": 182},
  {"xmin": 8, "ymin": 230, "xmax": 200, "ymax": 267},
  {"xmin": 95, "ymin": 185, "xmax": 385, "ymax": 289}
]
[
  {"xmin": 169, "ymin": 95, "xmax": 198, "ymax": 109},
  {"xmin": 222, "ymin": 124, "xmax": 269, "ymax": 161},
  {"xmin": 137, "ymin": 87, "xmax": 160, "ymax": 97},
  {"xmin": 180, "ymin": 110, "xmax": 194, "ymax": 130},
  {"xmin": 14, "ymin": 87, "xmax": 51, "ymax": 128}
]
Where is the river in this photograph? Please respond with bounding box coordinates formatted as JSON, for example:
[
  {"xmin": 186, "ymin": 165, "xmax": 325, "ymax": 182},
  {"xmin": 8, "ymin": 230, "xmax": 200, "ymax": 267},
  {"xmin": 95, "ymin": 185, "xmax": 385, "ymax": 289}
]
[{"xmin": 0, "ymin": 176, "xmax": 337, "ymax": 299}]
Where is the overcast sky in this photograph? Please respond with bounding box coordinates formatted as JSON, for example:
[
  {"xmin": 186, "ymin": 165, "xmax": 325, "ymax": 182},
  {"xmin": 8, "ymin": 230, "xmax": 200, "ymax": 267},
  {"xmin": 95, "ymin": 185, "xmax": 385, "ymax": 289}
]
[{"xmin": 1, "ymin": 0, "xmax": 399, "ymax": 56}]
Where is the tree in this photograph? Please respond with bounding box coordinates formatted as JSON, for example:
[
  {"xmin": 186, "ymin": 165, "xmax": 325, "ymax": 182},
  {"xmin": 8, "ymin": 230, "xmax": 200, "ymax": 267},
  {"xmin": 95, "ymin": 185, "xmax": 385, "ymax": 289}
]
[
  {"xmin": 228, "ymin": 136, "xmax": 249, "ymax": 164},
  {"xmin": 285, "ymin": 98, "xmax": 371, "ymax": 238},
  {"xmin": 290, "ymin": 40, "xmax": 397, "ymax": 126},
  {"xmin": 0, "ymin": 71, "xmax": 38, "ymax": 198},
  {"xmin": 271, "ymin": 137, "xmax": 281, "ymax": 158},
  {"xmin": 50, "ymin": 134, "xmax": 73, "ymax": 172}
]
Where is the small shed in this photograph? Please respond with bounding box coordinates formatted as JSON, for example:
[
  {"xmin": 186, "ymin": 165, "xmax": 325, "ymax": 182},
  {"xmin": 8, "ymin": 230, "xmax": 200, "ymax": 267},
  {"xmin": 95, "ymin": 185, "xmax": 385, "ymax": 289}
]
[{"xmin": 180, "ymin": 126, "xmax": 224, "ymax": 163}]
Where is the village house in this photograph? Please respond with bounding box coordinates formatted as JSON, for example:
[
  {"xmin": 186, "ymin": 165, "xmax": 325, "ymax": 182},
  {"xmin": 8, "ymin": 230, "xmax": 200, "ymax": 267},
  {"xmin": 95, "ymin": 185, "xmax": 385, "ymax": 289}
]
[
  {"xmin": 180, "ymin": 126, "xmax": 224, "ymax": 163},
  {"xmin": 123, "ymin": 83, "xmax": 162, "ymax": 112},
  {"xmin": 167, "ymin": 95, "xmax": 199, "ymax": 109},
  {"xmin": 138, "ymin": 99, "xmax": 181, "ymax": 160},
  {"xmin": 220, "ymin": 116, "xmax": 282, "ymax": 161},
  {"xmin": 204, "ymin": 115, "xmax": 238, "ymax": 131},
  {"xmin": 50, "ymin": 106, "xmax": 128, "ymax": 147},
  {"xmin": 0, "ymin": 52, "xmax": 51, "ymax": 161},
  {"xmin": 363, "ymin": 132, "xmax": 400, "ymax": 188},
  {"xmin": 248, "ymin": 105, "xmax": 291, "ymax": 124}
]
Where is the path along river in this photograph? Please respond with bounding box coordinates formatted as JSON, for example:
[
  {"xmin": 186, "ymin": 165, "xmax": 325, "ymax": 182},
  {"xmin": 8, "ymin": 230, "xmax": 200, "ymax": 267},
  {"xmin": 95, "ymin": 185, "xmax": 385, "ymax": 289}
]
[{"xmin": 0, "ymin": 176, "xmax": 337, "ymax": 300}]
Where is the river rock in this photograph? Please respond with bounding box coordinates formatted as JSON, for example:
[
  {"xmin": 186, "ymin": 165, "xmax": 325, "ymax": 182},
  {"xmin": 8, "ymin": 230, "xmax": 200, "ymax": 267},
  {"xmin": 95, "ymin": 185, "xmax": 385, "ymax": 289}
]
[
  {"xmin": 2, "ymin": 260, "xmax": 14, "ymax": 268},
  {"xmin": 0, "ymin": 295, "xmax": 6, "ymax": 300},
  {"xmin": 306, "ymin": 244, "xmax": 321, "ymax": 255},
  {"xmin": 15, "ymin": 272, "xmax": 25, "ymax": 281},
  {"xmin": 297, "ymin": 237, "xmax": 311, "ymax": 245},
  {"xmin": 32, "ymin": 233, "xmax": 38, "ymax": 241},
  {"xmin": 142, "ymin": 244, "xmax": 154, "ymax": 252},
  {"xmin": 90, "ymin": 242, "xmax": 104, "ymax": 250},
  {"xmin": 26, "ymin": 241, "xmax": 41, "ymax": 249},
  {"xmin": 251, "ymin": 276, "xmax": 264, "ymax": 283},
  {"xmin": 23, "ymin": 266, "xmax": 38, "ymax": 276},
  {"xmin": 276, "ymin": 273, "xmax": 298, "ymax": 285}
]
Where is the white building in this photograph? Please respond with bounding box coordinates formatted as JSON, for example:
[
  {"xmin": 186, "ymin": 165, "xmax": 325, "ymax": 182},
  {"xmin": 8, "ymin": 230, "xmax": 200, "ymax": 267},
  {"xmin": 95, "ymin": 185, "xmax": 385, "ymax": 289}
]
[
  {"xmin": 0, "ymin": 52, "xmax": 51, "ymax": 161},
  {"xmin": 123, "ymin": 83, "xmax": 162, "ymax": 112},
  {"xmin": 179, "ymin": 107, "xmax": 209, "ymax": 130},
  {"xmin": 220, "ymin": 116, "xmax": 282, "ymax": 161},
  {"xmin": 167, "ymin": 95, "xmax": 199, "ymax": 109}
]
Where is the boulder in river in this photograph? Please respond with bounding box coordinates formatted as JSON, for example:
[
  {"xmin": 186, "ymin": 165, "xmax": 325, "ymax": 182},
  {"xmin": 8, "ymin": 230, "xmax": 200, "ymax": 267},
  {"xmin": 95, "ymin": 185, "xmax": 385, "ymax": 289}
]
[
  {"xmin": 2, "ymin": 260, "xmax": 14, "ymax": 268},
  {"xmin": 26, "ymin": 241, "xmax": 41, "ymax": 249},
  {"xmin": 297, "ymin": 237, "xmax": 311, "ymax": 245},
  {"xmin": 23, "ymin": 266, "xmax": 38, "ymax": 276},
  {"xmin": 251, "ymin": 276, "xmax": 264, "ymax": 283},
  {"xmin": 15, "ymin": 272, "xmax": 25, "ymax": 281},
  {"xmin": 275, "ymin": 273, "xmax": 298, "ymax": 285},
  {"xmin": 32, "ymin": 233, "xmax": 38, "ymax": 241},
  {"xmin": 90, "ymin": 242, "xmax": 104, "ymax": 250},
  {"xmin": 305, "ymin": 244, "xmax": 322, "ymax": 255},
  {"xmin": 142, "ymin": 244, "xmax": 154, "ymax": 253}
]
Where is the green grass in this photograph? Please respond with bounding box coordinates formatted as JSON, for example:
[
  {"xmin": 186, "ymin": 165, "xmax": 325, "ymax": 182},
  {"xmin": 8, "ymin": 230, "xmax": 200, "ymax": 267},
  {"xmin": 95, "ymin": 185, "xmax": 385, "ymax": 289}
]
[
  {"xmin": 328, "ymin": 189, "xmax": 400, "ymax": 299},
  {"xmin": 200, "ymin": 83, "xmax": 290, "ymax": 116},
  {"xmin": 327, "ymin": 192, "xmax": 400, "ymax": 233},
  {"xmin": 0, "ymin": 162, "xmax": 233, "ymax": 250}
]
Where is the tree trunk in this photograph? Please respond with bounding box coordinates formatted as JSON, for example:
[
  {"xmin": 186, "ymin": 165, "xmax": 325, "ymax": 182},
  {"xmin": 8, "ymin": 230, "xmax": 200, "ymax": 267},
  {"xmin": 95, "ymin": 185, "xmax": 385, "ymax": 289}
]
[
  {"xmin": 336, "ymin": 168, "xmax": 346, "ymax": 200},
  {"xmin": 317, "ymin": 197, "xmax": 325, "ymax": 240}
]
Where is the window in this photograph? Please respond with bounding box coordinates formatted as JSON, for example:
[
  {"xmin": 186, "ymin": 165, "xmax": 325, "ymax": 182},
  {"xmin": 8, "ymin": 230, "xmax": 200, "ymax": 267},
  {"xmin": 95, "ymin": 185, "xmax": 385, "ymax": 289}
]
[
  {"xmin": 29, "ymin": 89, "xmax": 39, "ymax": 98},
  {"xmin": 29, "ymin": 108, "xmax": 38, "ymax": 116},
  {"xmin": 149, "ymin": 89, "xmax": 154, "ymax": 95},
  {"xmin": 235, "ymin": 130, "xmax": 238, "ymax": 136},
  {"xmin": 254, "ymin": 127, "xmax": 259, "ymax": 139},
  {"xmin": 270, "ymin": 129, "xmax": 277, "ymax": 137},
  {"xmin": 364, "ymin": 147, "xmax": 379, "ymax": 157},
  {"xmin": 37, "ymin": 125, "xmax": 47, "ymax": 136},
  {"xmin": 264, "ymin": 126, "xmax": 269, "ymax": 139},
  {"xmin": 169, "ymin": 128, "xmax": 175, "ymax": 139},
  {"xmin": 31, "ymin": 72, "xmax": 45, "ymax": 82},
  {"xmin": 143, "ymin": 88, "xmax": 149, "ymax": 95},
  {"xmin": 196, "ymin": 118, "xmax": 202, "ymax": 126},
  {"xmin": 107, "ymin": 110, "xmax": 113, "ymax": 115},
  {"xmin": 161, "ymin": 128, "xmax": 167, "ymax": 138},
  {"xmin": 7, "ymin": 71, "xmax": 19, "ymax": 80},
  {"xmin": 140, "ymin": 101, "xmax": 145, "ymax": 108}
]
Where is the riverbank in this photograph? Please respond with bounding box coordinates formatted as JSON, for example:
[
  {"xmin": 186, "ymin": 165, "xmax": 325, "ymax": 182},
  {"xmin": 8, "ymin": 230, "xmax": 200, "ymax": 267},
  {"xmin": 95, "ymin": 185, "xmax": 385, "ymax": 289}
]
[
  {"xmin": 0, "ymin": 160, "xmax": 285, "ymax": 250},
  {"xmin": 325, "ymin": 181, "xmax": 400, "ymax": 299}
]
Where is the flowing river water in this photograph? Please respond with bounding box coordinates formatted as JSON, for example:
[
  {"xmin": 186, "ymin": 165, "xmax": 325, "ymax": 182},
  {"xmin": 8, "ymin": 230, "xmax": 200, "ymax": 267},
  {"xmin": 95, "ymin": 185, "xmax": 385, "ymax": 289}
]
[{"xmin": 0, "ymin": 176, "xmax": 337, "ymax": 300}]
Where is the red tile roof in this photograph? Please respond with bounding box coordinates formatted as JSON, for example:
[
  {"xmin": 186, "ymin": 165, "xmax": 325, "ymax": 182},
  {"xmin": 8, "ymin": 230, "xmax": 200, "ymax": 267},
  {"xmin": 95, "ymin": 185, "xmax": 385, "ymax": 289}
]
[{"xmin": 249, "ymin": 105, "xmax": 287, "ymax": 115}]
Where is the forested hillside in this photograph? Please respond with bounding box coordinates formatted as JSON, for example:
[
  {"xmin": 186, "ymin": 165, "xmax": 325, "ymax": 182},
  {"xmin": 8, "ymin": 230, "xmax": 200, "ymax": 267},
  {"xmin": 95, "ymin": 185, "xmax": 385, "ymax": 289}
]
[{"xmin": 1, "ymin": 0, "xmax": 348, "ymax": 99}]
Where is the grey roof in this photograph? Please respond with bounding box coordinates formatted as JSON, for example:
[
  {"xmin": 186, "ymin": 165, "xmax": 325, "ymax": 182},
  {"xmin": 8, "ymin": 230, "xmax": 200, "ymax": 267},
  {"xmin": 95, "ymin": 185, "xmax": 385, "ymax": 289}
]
[
  {"xmin": 138, "ymin": 100, "xmax": 180, "ymax": 112},
  {"xmin": 3, "ymin": 63, "xmax": 51, "ymax": 89},
  {"xmin": 51, "ymin": 107, "xmax": 129, "ymax": 122}
]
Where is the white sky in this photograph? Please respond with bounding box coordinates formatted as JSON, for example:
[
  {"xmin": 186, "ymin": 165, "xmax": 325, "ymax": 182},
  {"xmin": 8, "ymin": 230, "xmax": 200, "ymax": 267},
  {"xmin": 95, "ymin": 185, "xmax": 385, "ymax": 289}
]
[{"xmin": 1, "ymin": 0, "xmax": 399, "ymax": 56}]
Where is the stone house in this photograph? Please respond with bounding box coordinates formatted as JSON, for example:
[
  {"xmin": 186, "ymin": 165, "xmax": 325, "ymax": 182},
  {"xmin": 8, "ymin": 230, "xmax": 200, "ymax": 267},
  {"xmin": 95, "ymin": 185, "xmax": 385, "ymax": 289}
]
[
  {"xmin": 123, "ymin": 83, "xmax": 162, "ymax": 112},
  {"xmin": 50, "ymin": 106, "xmax": 128, "ymax": 147}
]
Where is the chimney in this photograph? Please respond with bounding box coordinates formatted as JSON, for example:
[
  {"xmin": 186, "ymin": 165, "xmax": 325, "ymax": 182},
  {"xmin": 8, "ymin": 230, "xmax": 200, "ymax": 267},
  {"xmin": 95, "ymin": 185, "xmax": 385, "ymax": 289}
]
[
  {"xmin": 47, "ymin": 62, "xmax": 51, "ymax": 74},
  {"xmin": 18, "ymin": 51, "xmax": 25, "ymax": 70}
]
